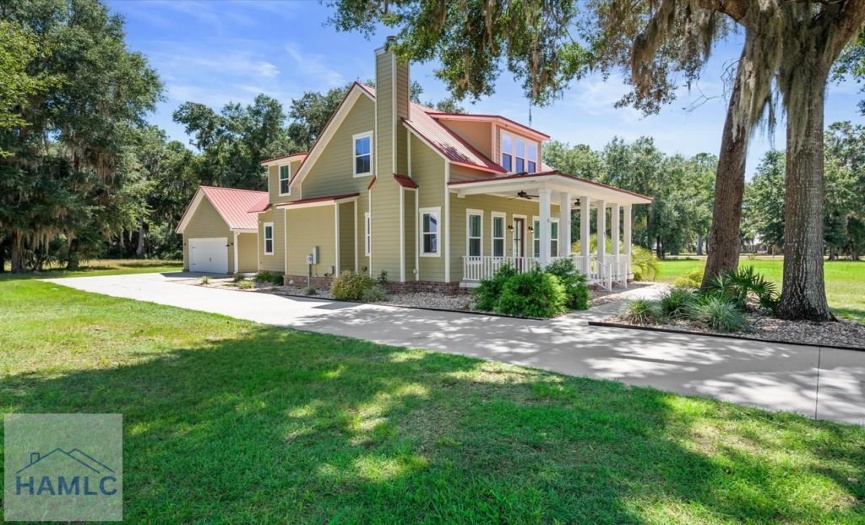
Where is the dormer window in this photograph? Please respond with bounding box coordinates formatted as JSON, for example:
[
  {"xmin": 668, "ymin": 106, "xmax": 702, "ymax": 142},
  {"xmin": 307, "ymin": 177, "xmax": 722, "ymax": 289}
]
[
  {"xmin": 353, "ymin": 131, "xmax": 373, "ymax": 177},
  {"xmin": 278, "ymin": 165, "xmax": 290, "ymax": 195},
  {"xmin": 501, "ymin": 132, "xmax": 538, "ymax": 173}
]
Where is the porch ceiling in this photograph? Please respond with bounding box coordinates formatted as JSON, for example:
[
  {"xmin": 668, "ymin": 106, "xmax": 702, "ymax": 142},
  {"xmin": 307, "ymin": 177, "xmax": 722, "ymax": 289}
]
[{"xmin": 447, "ymin": 171, "xmax": 652, "ymax": 205}]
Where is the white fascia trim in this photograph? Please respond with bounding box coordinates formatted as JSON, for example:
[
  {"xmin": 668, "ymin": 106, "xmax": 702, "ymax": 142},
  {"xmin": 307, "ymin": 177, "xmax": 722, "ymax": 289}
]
[
  {"xmin": 291, "ymin": 86, "xmax": 373, "ymax": 188},
  {"xmin": 352, "ymin": 130, "xmax": 374, "ymax": 177}
]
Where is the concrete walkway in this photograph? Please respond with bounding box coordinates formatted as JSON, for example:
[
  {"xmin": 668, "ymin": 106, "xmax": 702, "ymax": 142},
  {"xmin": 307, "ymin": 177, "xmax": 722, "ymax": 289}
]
[{"xmin": 46, "ymin": 272, "xmax": 865, "ymax": 426}]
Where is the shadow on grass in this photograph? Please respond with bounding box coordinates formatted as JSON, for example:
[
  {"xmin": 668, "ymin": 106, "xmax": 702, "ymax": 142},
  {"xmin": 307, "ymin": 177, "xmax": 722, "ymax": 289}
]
[{"xmin": 1, "ymin": 326, "xmax": 862, "ymax": 523}]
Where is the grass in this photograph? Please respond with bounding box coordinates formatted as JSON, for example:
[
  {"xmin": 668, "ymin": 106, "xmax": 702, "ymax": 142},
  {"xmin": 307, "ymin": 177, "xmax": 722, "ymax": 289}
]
[
  {"xmin": 0, "ymin": 258, "xmax": 182, "ymax": 280},
  {"xmin": 657, "ymin": 256, "xmax": 865, "ymax": 323},
  {"xmin": 1, "ymin": 279, "xmax": 864, "ymax": 523}
]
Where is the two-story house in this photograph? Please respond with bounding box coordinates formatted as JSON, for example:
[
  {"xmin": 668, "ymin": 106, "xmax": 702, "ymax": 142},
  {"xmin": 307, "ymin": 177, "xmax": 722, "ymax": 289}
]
[{"xmin": 177, "ymin": 38, "xmax": 651, "ymax": 292}]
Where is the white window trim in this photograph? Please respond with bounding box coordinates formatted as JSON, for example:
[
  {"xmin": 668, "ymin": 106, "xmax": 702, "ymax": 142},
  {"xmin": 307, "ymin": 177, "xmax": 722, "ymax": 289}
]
[
  {"xmin": 531, "ymin": 215, "xmax": 559, "ymax": 258},
  {"xmin": 491, "ymin": 211, "xmax": 506, "ymax": 258},
  {"xmin": 278, "ymin": 164, "xmax": 291, "ymax": 196},
  {"xmin": 466, "ymin": 209, "xmax": 483, "ymax": 259},
  {"xmin": 352, "ymin": 131, "xmax": 373, "ymax": 177},
  {"xmin": 263, "ymin": 222, "xmax": 274, "ymax": 255},
  {"xmin": 501, "ymin": 131, "xmax": 538, "ymax": 174},
  {"xmin": 550, "ymin": 217, "xmax": 560, "ymax": 257},
  {"xmin": 419, "ymin": 206, "xmax": 441, "ymax": 257},
  {"xmin": 364, "ymin": 212, "xmax": 371, "ymax": 256}
]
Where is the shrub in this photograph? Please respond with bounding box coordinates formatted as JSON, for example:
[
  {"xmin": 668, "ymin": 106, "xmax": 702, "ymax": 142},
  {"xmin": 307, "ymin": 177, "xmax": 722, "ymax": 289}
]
[
  {"xmin": 331, "ymin": 271, "xmax": 374, "ymax": 301},
  {"xmin": 660, "ymin": 287, "xmax": 697, "ymax": 319},
  {"xmin": 254, "ymin": 271, "xmax": 283, "ymax": 286},
  {"xmin": 704, "ymin": 266, "xmax": 778, "ymax": 312},
  {"xmin": 674, "ymin": 268, "xmax": 704, "ymax": 289},
  {"xmin": 618, "ymin": 299, "xmax": 663, "ymax": 325},
  {"xmin": 545, "ymin": 258, "xmax": 589, "ymax": 310},
  {"xmin": 235, "ymin": 279, "xmax": 253, "ymax": 290},
  {"xmin": 199, "ymin": 275, "xmax": 210, "ymax": 286},
  {"xmin": 631, "ymin": 246, "xmax": 660, "ymax": 281},
  {"xmin": 361, "ymin": 285, "xmax": 388, "ymax": 302},
  {"xmin": 494, "ymin": 269, "xmax": 567, "ymax": 318},
  {"xmin": 232, "ymin": 274, "xmax": 246, "ymax": 283},
  {"xmin": 687, "ymin": 296, "xmax": 749, "ymax": 333},
  {"xmin": 474, "ymin": 264, "xmax": 518, "ymax": 312},
  {"xmin": 377, "ymin": 270, "xmax": 388, "ymax": 285},
  {"xmin": 301, "ymin": 285, "xmax": 317, "ymax": 296}
]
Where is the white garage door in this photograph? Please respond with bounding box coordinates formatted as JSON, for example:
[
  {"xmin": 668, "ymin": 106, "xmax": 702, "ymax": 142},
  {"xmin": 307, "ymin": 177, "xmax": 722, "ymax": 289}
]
[{"xmin": 189, "ymin": 238, "xmax": 228, "ymax": 274}]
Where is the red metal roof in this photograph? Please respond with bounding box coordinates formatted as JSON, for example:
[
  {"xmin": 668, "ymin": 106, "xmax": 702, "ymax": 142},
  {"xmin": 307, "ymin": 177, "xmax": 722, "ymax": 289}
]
[
  {"xmin": 359, "ymin": 84, "xmax": 506, "ymax": 174},
  {"xmin": 247, "ymin": 195, "xmax": 270, "ymax": 213},
  {"xmin": 393, "ymin": 173, "xmax": 418, "ymax": 189},
  {"xmin": 275, "ymin": 193, "xmax": 360, "ymax": 207},
  {"xmin": 199, "ymin": 186, "xmax": 268, "ymax": 230}
]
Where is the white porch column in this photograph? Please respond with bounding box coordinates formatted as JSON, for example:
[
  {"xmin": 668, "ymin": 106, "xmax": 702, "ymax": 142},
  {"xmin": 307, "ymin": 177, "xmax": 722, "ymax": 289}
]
[
  {"xmin": 611, "ymin": 203, "xmax": 621, "ymax": 257},
  {"xmin": 597, "ymin": 200, "xmax": 607, "ymax": 276},
  {"xmin": 559, "ymin": 192, "xmax": 571, "ymax": 258},
  {"xmin": 580, "ymin": 196, "xmax": 591, "ymax": 260},
  {"xmin": 624, "ymin": 204, "xmax": 633, "ymax": 274},
  {"xmin": 539, "ymin": 188, "xmax": 552, "ymax": 266}
]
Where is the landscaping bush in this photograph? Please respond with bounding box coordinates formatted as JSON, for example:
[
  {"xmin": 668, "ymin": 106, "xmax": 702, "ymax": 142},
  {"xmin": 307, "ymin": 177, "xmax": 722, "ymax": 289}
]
[
  {"xmin": 495, "ymin": 269, "xmax": 567, "ymax": 318},
  {"xmin": 631, "ymin": 246, "xmax": 660, "ymax": 281},
  {"xmin": 545, "ymin": 258, "xmax": 590, "ymax": 310},
  {"xmin": 704, "ymin": 266, "xmax": 778, "ymax": 313},
  {"xmin": 474, "ymin": 263, "xmax": 518, "ymax": 312},
  {"xmin": 254, "ymin": 271, "xmax": 283, "ymax": 286},
  {"xmin": 199, "ymin": 275, "xmax": 210, "ymax": 286},
  {"xmin": 674, "ymin": 268, "xmax": 704, "ymax": 289},
  {"xmin": 235, "ymin": 279, "xmax": 253, "ymax": 290},
  {"xmin": 687, "ymin": 296, "xmax": 749, "ymax": 333},
  {"xmin": 659, "ymin": 287, "xmax": 697, "ymax": 319},
  {"xmin": 618, "ymin": 299, "xmax": 664, "ymax": 325},
  {"xmin": 232, "ymin": 274, "xmax": 246, "ymax": 283},
  {"xmin": 331, "ymin": 271, "xmax": 375, "ymax": 301},
  {"xmin": 361, "ymin": 285, "xmax": 388, "ymax": 303},
  {"xmin": 301, "ymin": 285, "xmax": 317, "ymax": 296}
]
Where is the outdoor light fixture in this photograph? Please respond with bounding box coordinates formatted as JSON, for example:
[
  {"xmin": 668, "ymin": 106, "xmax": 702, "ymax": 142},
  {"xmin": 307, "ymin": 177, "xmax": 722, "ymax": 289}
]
[
  {"xmin": 527, "ymin": 226, "xmax": 534, "ymax": 233},
  {"xmin": 507, "ymin": 224, "xmax": 514, "ymax": 232}
]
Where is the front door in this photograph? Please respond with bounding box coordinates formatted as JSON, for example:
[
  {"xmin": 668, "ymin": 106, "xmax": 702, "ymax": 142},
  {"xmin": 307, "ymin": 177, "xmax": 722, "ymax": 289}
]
[{"xmin": 513, "ymin": 218, "xmax": 525, "ymax": 259}]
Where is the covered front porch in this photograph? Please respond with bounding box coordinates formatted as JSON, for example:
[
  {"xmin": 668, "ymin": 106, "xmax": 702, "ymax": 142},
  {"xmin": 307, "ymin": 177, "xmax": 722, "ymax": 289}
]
[{"xmin": 450, "ymin": 171, "xmax": 651, "ymax": 290}]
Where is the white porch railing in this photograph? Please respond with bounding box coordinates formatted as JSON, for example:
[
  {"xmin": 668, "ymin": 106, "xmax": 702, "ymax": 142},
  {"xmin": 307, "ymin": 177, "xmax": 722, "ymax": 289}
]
[{"xmin": 462, "ymin": 254, "xmax": 631, "ymax": 290}]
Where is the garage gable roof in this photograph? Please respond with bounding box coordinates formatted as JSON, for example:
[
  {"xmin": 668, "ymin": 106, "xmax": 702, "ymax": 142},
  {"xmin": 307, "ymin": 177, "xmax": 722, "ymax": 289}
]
[{"xmin": 176, "ymin": 186, "xmax": 268, "ymax": 233}]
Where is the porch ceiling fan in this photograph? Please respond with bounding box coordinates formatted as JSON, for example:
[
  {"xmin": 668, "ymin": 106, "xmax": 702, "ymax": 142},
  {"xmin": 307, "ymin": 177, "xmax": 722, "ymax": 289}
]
[{"xmin": 509, "ymin": 190, "xmax": 537, "ymax": 200}]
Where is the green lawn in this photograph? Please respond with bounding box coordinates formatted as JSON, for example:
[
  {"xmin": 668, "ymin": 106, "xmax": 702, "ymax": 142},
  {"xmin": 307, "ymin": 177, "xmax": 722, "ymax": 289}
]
[
  {"xmin": 1, "ymin": 279, "xmax": 863, "ymax": 523},
  {"xmin": 0, "ymin": 258, "xmax": 182, "ymax": 280},
  {"xmin": 657, "ymin": 257, "xmax": 865, "ymax": 323}
]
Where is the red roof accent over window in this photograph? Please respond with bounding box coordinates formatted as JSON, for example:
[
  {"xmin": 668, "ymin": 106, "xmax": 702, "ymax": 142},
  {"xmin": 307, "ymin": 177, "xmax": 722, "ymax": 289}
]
[
  {"xmin": 393, "ymin": 173, "xmax": 418, "ymax": 189},
  {"xmin": 199, "ymin": 186, "xmax": 267, "ymax": 229}
]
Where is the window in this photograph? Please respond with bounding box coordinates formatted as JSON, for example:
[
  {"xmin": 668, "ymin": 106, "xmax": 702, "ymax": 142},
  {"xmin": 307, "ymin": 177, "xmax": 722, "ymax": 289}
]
[
  {"xmin": 263, "ymin": 222, "xmax": 274, "ymax": 255},
  {"xmin": 531, "ymin": 218, "xmax": 559, "ymax": 258},
  {"xmin": 467, "ymin": 211, "xmax": 482, "ymax": 257},
  {"xmin": 420, "ymin": 208, "xmax": 440, "ymax": 256},
  {"xmin": 353, "ymin": 131, "xmax": 373, "ymax": 176},
  {"xmin": 501, "ymin": 132, "xmax": 538, "ymax": 173},
  {"xmin": 278, "ymin": 165, "xmax": 290, "ymax": 195},
  {"xmin": 492, "ymin": 213, "xmax": 506, "ymax": 257},
  {"xmin": 364, "ymin": 212, "xmax": 371, "ymax": 256}
]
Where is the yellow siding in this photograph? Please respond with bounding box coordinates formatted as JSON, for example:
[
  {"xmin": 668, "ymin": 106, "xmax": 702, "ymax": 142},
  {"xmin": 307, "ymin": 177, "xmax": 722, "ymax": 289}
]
[
  {"xmin": 182, "ymin": 197, "xmax": 232, "ymax": 273},
  {"xmin": 403, "ymin": 189, "xmax": 416, "ymax": 281},
  {"xmin": 370, "ymin": 176, "xmax": 401, "ymax": 280},
  {"xmin": 285, "ymin": 206, "xmax": 336, "ymax": 277},
  {"xmin": 338, "ymin": 201, "xmax": 355, "ymax": 272},
  {"xmin": 257, "ymin": 208, "xmax": 286, "ymax": 273},
  {"xmin": 376, "ymin": 51, "xmax": 394, "ymax": 179},
  {"xmin": 448, "ymin": 194, "xmax": 559, "ymax": 282},
  {"xmin": 395, "ymin": 63, "xmax": 410, "ymax": 176},
  {"xmin": 409, "ymin": 133, "xmax": 446, "ymax": 282},
  {"xmin": 237, "ymin": 232, "xmax": 258, "ymax": 273},
  {"xmin": 438, "ymin": 120, "xmax": 493, "ymax": 161},
  {"xmin": 268, "ymin": 158, "xmax": 305, "ymax": 206},
  {"xmin": 299, "ymin": 97, "xmax": 376, "ymax": 200}
]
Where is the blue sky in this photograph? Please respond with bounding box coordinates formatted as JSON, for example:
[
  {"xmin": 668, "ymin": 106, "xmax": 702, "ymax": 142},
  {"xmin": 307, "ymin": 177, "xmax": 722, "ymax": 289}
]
[{"xmin": 109, "ymin": 0, "xmax": 865, "ymax": 177}]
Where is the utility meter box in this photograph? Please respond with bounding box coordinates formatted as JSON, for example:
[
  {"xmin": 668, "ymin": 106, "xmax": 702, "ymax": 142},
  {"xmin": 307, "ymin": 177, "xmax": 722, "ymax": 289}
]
[
  {"xmin": 305, "ymin": 254, "xmax": 313, "ymax": 265},
  {"xmin": 308, "ymin": 246, "xmax": 319, "ymax": 265}
]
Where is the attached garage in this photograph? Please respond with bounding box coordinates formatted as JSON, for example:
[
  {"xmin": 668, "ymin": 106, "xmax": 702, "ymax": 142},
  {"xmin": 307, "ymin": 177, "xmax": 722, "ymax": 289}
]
[{"xmin": 176, "ymin": 186, "xmax": 268, "ymax": 275}]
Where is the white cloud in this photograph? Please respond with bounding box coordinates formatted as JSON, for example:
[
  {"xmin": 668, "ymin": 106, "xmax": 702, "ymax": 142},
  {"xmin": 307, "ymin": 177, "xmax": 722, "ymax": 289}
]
[{"xmin": 284, "ymin": 43, "xmax": 346, "ymax": 88}]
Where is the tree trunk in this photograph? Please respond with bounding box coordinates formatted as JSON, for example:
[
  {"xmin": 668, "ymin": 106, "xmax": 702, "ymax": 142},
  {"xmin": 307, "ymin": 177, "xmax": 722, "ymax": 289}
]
[
  {"xmin": 777, "ymin": 67, "xmax": 835, "ymax": 321},
  {"xmin": 0, "ymin": 236, "xmax": 7, "ymax": 273},
  {"xmin": 66, "ymin": 238, "xmax": 80, "ymax": 271},
  {"xmin": 696, "ymin": 235, "xmax": 704, "ymax": 256},
  {"xmin": 703, "ymin": 64, "xmax": 749, "ymax": 286},
  {"xmin": 10, "ymin": 232, "xmax": 25, "ymax": 273},
  {"xmin": 136, "ymin": 218, "xmax": 147, "ymax": 258}
]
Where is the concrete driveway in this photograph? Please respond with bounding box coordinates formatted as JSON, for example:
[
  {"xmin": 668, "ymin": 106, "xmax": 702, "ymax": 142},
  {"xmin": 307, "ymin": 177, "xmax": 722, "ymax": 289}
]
[{"xmin": 46, "ymin": 272, "xmax": 865, "ymax": 425}]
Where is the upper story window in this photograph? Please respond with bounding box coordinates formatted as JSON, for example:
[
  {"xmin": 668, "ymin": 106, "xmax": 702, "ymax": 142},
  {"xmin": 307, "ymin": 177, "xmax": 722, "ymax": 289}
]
[
  {"xmin": 278, "ymin": 165, "xmax": 290, "ymax": 195},
  {"xmin": 501, "ymin": 132, "xmax": 538, "ymax": 173},
  {"xmin": 353, "ymin": 131, "xmax": 373, "ymax": 177},
  {"xmin": 420, "ymin": 207, "xmax": 440, "ymax": 256}
]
